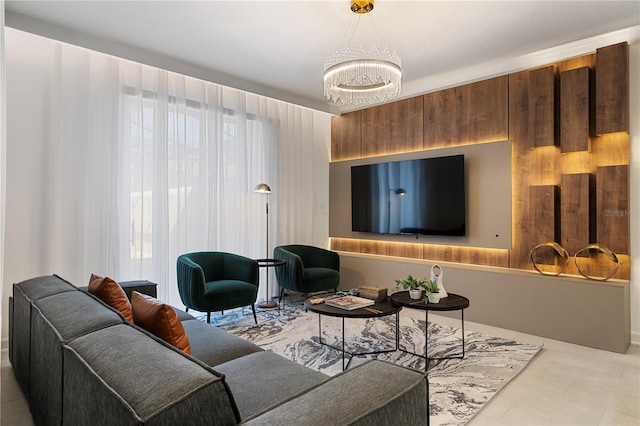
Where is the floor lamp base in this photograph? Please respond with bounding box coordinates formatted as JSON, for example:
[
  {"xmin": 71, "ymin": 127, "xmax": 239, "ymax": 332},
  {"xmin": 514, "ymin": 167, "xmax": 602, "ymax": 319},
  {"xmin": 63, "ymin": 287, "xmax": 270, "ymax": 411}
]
[{"xmin": 258, "ymin": 300, "xmax": 278, "ymax": 309}]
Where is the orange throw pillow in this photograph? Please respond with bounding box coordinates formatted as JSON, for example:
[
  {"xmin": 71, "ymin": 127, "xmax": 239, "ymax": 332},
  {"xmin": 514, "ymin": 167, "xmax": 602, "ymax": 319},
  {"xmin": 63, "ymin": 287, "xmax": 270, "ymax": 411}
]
[
  {"xmin": 88, "ymin": 274, "xmax": 133, "ymax": 323},
  {"xmin": 131, "ymin": 291, "xmax": 192, "ymax": 355}
]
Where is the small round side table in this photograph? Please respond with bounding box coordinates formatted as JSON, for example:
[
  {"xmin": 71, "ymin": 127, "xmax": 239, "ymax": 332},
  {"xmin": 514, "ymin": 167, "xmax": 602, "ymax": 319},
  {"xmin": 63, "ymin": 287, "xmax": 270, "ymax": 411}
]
[
  {"xmin": 255, "ymin": 258, "xmax": 285, "ymax": 309},
  {"xmin": 390, "ymin": 291, "xmax": 469, "ymax": 369}
]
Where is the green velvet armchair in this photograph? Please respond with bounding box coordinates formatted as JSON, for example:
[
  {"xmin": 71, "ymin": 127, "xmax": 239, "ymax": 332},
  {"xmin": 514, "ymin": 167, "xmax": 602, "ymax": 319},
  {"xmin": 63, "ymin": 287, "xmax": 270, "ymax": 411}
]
[
  {"xmin": 273, "ymin": 245, "xmax": 340, "ymax": 306},
  {"xmin": 176, "ymin": 252, "xmax": 259, "ymax": 324}
]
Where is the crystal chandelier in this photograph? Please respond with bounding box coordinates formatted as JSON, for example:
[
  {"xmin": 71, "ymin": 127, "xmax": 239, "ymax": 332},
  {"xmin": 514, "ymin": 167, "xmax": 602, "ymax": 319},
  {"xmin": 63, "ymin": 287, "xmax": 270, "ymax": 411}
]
[{"xmin": 323, "ymin": 0, "xmax": 402, "ymax": 107}]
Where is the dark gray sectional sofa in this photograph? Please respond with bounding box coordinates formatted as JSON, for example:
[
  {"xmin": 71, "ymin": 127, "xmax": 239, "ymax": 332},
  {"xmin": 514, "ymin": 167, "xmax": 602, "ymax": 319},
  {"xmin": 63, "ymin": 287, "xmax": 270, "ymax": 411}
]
[{"xmin": 9, "ymin": 274, "xmax": 429, "ymax": 425}]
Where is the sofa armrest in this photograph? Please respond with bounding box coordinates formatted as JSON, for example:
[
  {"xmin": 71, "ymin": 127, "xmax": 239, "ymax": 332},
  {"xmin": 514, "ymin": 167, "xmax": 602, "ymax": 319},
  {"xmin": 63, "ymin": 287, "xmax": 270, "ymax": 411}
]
[{"xmin": 243, "ymin": 360, "xmax": 428, "ymax": 426}]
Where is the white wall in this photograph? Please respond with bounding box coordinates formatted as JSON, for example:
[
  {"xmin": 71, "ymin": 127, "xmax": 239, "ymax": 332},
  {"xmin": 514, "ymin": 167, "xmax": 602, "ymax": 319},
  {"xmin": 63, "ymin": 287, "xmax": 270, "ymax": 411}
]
[{"xmin": 1, "ymin": 30, "xmax": 51, "ymax": 343}]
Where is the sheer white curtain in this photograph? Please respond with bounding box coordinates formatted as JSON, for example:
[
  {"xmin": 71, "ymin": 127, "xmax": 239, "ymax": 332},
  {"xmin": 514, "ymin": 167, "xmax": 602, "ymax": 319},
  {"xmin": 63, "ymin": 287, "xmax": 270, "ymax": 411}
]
[
  {"xmin": 4, "ymin": 30, "xmax": 330, "ymax": 310},
  {"xmin": 117, "ymin": 64, "xmax": 279, "ymax": 304}
]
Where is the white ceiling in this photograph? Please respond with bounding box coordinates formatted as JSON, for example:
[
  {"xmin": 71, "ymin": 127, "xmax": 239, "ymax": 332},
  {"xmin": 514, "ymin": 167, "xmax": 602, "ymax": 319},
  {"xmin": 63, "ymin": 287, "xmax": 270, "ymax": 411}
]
[{"xmin": 5, "ymin": 1, "xmax": 640, "ymax": 114}]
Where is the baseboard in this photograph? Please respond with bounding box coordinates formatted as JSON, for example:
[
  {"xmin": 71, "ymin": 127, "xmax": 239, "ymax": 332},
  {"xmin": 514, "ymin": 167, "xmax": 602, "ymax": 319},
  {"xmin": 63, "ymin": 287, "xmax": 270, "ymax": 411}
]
[
  {"xmin": 1, "ymin": 337, "xmax": 8, "ymax": 351},
  {"xmin": 632, "ymin": 331, "xmax": 640, "ymax": 346}
]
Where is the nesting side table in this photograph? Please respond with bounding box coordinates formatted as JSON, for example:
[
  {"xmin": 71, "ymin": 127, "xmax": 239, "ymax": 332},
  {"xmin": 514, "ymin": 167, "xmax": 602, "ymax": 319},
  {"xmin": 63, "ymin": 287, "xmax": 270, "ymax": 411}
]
[{"xmin": 390, "ymin": 291, "xmax": 469, "ymax": 369}]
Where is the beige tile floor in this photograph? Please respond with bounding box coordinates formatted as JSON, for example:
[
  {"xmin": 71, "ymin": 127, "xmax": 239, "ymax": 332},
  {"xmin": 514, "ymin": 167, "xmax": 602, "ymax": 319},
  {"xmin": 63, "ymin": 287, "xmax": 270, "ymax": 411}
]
[{"xmin": 1, "ymin": 314, "xmax": 639, "ymax": 426}]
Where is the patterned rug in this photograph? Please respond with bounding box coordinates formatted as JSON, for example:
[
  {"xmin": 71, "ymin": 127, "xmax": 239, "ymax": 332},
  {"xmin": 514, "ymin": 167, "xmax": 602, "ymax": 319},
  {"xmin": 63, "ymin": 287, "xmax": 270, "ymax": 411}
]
[{"xmin": 196, "ymin": 301, "xmax": 542, "ymax": 426}]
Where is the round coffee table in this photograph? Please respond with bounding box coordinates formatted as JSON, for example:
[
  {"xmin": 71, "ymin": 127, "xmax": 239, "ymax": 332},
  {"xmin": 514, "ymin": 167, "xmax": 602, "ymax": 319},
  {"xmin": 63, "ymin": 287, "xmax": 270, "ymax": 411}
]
[
  {"xmin": 390, "ymin": 291, "xmax": 469, "ymax": 367},
  {"xmin": 304, "ymin": 297, "xmax": 401, "ymax": 371}
]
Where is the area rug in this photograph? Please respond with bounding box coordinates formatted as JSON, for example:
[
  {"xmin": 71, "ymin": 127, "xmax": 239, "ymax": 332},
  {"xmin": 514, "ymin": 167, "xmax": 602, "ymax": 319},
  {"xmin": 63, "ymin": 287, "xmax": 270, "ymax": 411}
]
[{"xmin": 196, "ymin": 304, "xmax": 542, "ymax": 426}]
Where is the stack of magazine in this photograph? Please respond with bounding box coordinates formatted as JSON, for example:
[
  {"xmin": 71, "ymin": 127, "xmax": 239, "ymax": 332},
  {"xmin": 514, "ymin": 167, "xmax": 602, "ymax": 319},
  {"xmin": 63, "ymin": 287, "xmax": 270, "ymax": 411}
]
[{"xmin": 324, "ymin": 295, "xmax": 375, "ymax": 311}]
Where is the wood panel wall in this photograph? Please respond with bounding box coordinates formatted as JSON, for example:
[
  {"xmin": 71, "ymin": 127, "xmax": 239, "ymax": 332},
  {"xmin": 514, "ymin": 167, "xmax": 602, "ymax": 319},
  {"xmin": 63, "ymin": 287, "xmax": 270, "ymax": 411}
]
[
  {"xmin": 361, "ymin": 97, "xmax": 424, "ymax": 158},
  {"xmin": 560, "ymin": 173, "xmax": 593, "ymax": 255},
  {"xmin": 560, "ymin": 66, "xmax": 590, "ymax": 152},
  {"xmin": 528, "ymin": 66, "xmax": 556, "ymax": 148},
  {"xmin": 596, "ymin": 43, "xmax": 629, "ymax": 134},
  {"xmin": 423, "ymin": 76, "xmax": 508, "ymax": 148},
  {"xmin": 330, "ymin": 42, "xmax": 630, "ymax": 280}
]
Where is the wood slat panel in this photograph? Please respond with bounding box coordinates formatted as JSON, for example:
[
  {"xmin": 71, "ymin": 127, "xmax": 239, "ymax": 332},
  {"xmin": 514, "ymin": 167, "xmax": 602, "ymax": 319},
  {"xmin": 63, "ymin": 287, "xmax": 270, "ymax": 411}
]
[
  {"xmin": 424, "ymin": 76, "xmax": 508, "ymax": 148},
  {"xmin": 330, "ymin": 238, "xmax": 361, "ymax": 253},
  {"xmin": 509, "ymin": 70, "xmax": 532, "ymax": 271},
  {"xmin": 560, "ymin": 67, "xmax": 591, "ymax": 152},
  {"xmin": 361, "ymin": 97, "xmax": 423, "ymax": 158},
  {"xmin": 596, "ymin": 42, "xmax": 629, "ymax": 134},
  {"xmin": 331, "ymin": 111, "xmax": 362, "ymax": 161},
  {"xmin": 596, "ymin": 165, "xmax": 629, "ymax": 254},
  {"xmin": 560, "ymin": 173, "xmax": 593, "ymax": 255},
  {"xmin": 529, "ymin": 185, "xmax": 558, "ymax": 264},
  {"xmin": 384, "ymin": 242, "xmax": 424, "ymax": 259},
  {"xmin": 529, "ymin": 66, "xmax": 556, "ymax": 148}
]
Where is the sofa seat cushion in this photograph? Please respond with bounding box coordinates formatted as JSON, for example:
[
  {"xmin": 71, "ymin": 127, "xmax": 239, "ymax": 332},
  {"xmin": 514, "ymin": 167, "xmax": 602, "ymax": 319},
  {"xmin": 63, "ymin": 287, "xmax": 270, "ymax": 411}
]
[
  {"xmin": 181, "ymin": 319, "xmax": 263, "ymax": 366},
  {"xmin": 88, "ymin": 274, "xmax": 133, "ymax": 322},
  {"xmin": 214, "ymin": 351, "xmax": 329, "ymax": 420},
  {"xmin": 243, "ymin": 360, "xmax": 428, "ymax": 426},
  {"xmin": 131, "ymin": 292, "xmax": 191, "ymax": 354},
  {"xmin": 174, "ymin": 306, "xmax": 196, "ymax": 321}
]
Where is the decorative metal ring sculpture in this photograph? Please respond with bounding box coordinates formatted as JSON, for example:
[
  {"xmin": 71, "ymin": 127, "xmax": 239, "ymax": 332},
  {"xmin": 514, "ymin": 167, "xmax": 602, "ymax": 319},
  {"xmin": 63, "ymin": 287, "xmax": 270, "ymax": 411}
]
[
  {"xmin": 573, "ymin": 243, "xmax": 620, "ymax": 281},
  {"xmin": 529, "ymin": 242, "xmax": 570, "ymax": 276}
]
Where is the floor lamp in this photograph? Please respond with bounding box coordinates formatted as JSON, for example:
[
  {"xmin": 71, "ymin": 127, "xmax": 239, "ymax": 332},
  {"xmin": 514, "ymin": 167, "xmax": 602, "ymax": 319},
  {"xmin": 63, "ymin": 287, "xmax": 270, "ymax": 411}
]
[{"xmin": 254, "ymin": 183, "xmax": 277, "ymax": 309}]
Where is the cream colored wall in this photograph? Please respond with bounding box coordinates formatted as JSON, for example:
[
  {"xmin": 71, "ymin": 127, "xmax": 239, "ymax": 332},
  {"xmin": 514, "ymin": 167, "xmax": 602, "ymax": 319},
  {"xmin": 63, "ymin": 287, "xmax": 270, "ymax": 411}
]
[
  {"xmin": 329, "ymin": 140, "xmax": 512, "ymax": 249},
  {"xmin": 338, "ymin": 252, "xmax": 630, "ymax": 353}
]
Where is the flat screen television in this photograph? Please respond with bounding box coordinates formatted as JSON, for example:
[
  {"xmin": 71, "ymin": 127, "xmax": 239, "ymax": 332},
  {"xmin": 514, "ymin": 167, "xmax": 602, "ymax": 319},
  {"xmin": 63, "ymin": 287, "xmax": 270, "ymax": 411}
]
[{"xmin": 351, "ymin": 154, "xmax": 466, "ymax": 236}]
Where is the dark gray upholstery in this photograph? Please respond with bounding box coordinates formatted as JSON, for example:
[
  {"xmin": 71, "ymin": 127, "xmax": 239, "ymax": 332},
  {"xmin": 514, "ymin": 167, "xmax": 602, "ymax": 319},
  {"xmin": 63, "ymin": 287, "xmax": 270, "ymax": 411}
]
[
  {"xmin": 64, "ymin": 324, "xmax": 240, "ymax": 425},
  {"xmin": 10, "ymin": 275, "xmax": 77, "ymax": 398},
  {"xmin": 215, "ymin": 351, "xmax": 329, "ymax": 418},
  {"xmin": 30, "ymin": 292, "xmax": 123, "ymax": 425},
  {"xmin": 181, "ymin": 319, "xmax": 263, "ymax": 366},
  {"xmin": 243, "ymin": 360, "xmax": 429, "ymax": 425},
  {"xmin": 9, "ymin": 275, "xmax": 428, "ymax": 425}
]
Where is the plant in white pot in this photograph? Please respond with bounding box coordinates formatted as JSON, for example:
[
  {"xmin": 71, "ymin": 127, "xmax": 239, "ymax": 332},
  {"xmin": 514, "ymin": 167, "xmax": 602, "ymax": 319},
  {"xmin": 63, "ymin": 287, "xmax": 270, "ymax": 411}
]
[
  {"xmin": 425, "ymin": 280, "xmax": 441, "ymax": 303},
  {"xmin": 395, "ymin": 275, "xmax": 426, "ymax": 300}
]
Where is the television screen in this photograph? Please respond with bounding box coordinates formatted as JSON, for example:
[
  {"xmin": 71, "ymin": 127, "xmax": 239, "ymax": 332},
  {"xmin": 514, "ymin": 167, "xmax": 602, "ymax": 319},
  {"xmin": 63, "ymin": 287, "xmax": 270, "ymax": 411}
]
[{"xmin": 351, "ymin": 155, "xmax": 466, "ymax": 236}]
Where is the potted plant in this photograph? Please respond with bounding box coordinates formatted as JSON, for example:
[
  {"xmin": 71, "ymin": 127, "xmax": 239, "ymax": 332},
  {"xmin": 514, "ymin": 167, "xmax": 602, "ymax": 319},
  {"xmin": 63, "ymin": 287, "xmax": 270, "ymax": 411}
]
[
  {"xmin": 395, "ymin": 275, "xmax": 426, "ymax": 300},
  {"xmin": 425, "ymin": 280, "xmax": 441, "ymax": 303}
]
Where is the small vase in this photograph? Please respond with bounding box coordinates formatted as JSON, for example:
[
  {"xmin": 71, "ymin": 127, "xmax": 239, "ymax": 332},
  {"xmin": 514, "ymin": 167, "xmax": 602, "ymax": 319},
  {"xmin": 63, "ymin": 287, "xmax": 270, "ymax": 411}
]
[
  {"xmin": 409, "ymin": 289, "xmax": 423, "ymax": 300},
  {"xmin": 428, "ymin": 293, "xmax": 441, "ymax": 304},
  {"xmin": 430, "ymin": 264, "xmax": 447, "ymax": 298}
]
